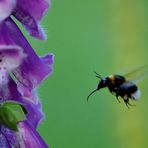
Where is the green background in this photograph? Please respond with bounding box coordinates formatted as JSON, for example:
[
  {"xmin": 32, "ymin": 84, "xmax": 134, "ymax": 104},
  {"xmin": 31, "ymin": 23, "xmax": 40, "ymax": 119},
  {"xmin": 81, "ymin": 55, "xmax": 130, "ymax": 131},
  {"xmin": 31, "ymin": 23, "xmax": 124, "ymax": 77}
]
[{"xmin": 26, "ymin": 0, "xmax": 148, "ymax": 148}]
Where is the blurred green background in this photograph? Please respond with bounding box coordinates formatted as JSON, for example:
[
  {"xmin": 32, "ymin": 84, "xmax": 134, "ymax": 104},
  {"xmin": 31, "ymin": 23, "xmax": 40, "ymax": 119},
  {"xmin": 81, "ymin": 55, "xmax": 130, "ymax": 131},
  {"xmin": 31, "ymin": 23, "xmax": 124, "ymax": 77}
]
[{"xmin": 26, "ymin": 0, "xmax": 148, "ymax": 148}]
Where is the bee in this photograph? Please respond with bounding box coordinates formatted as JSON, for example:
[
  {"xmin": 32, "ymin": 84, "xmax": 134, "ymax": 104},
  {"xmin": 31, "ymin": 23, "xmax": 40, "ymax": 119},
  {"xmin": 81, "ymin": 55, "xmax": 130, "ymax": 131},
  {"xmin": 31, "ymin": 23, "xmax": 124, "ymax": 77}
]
[{"xmin": 87, "ymin": 65, "xmax": 148, "ymax": 108}]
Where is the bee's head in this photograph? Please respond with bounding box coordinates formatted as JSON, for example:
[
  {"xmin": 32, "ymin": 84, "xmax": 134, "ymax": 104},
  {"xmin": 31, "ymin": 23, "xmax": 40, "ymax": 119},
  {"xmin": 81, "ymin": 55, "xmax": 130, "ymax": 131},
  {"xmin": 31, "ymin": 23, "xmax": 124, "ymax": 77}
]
[
  {"xmin": 87, "ymin": 72, "xmax": 108, "ymax": 102},
  {"xmin": 97, "ymin": 78, "xmax": 108, "ymax": 90}
]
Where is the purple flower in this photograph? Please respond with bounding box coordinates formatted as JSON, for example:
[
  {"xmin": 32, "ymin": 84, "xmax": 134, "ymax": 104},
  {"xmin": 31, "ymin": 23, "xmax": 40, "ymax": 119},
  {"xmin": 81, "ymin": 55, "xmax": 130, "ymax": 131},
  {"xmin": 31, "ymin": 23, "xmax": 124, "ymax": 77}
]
[
  {"xmin": 0, "ymin": 76, "xmax": 48, "ymax": 146},
  {"xmin": 0, "ymin": 15, "xmax": 52, "ymax": 148},
  {"xmin": 1, "ymin": 76, "xmax": 44, "ymax": 128},
  {"xmin": 0, "ymin": 18, "xmax": 54, "ymax": 100},
  {"xmin": 0, "ymin": 76, "xmax": 47, "ymax": 147},
  {"xmin": 0, "ymin": 0, "xmax": 50, "ymax": 39},
  {"xmin": 0, "ymin": 0, "xmax": 53, "ymax": 147},
  {"xmin": 1, "ymin": 121, "xmax": 48, "ymax": 147}
]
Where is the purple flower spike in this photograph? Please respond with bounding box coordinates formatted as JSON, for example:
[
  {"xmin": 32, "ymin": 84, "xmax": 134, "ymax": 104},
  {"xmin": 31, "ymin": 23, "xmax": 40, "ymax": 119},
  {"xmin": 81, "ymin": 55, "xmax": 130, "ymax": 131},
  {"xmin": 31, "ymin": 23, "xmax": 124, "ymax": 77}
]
[
  {"xmin": 0, "ymin": 0, "xmax": 16, "ymax": 23},
  {"xmin": 18, "ymin": 121, "xmax": 48, "ymax": 148},
  {"xmin": 13, "ymin": 0, "xmax": 51, "ymax": 39},
  {"xmin": 0, "ymin": 0, "xmax": 53, "ymax": 146},
  {"xmin": 1, "ymin": 18, "xmax": 54, "ymax": 98}
]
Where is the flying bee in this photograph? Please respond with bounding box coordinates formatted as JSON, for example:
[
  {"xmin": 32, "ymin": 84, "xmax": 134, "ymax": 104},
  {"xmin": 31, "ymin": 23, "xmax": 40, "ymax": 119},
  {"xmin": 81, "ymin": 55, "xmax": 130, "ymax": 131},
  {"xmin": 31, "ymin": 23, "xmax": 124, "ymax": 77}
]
[{"xmin": 87, "ymin": 65, "xmax": 148, "ymax": 108}]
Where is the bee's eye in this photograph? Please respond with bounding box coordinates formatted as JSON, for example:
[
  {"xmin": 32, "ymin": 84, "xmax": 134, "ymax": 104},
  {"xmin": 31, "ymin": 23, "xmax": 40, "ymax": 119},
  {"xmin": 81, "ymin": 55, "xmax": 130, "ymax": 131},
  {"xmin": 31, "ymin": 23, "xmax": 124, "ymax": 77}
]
[{"xmin": 102, "ymin": 80, "xmax": 106, "ymax": 84}]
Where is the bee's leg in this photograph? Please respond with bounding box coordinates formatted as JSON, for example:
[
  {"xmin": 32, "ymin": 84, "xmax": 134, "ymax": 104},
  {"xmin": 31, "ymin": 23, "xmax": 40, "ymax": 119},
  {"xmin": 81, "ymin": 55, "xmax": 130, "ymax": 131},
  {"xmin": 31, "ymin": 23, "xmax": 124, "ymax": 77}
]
[
  {"xmin": 123, "ymin": 96, "xmax": 136, "ymax": 108},
  {"xmin": 109, "ymin": 89, "xmax": 121, "ymax": 103},
  {"xmin": 108, "ymin": 88, "xmax": 120, "ymax": 103},
  {"xmin": 109, "ymin": 91, "xmax": 120, "ymax": 103},
  {"xmin": 116, "ymin": 94, "xmax": 121, "ymax": 103},
  {"xmin": 127, "ymin": 95, "xmax": 136, "ymax": 106},
  {"xmin": 127, "ymin": 101, "xmax": 136, "ymax": 107},
  {"xmin": 124, "ymin": 99, "xmax": 130, "ymax": 109},
  {"xmin": 123, "ymin": 95, "xmax": 130, "ymax": 109}
]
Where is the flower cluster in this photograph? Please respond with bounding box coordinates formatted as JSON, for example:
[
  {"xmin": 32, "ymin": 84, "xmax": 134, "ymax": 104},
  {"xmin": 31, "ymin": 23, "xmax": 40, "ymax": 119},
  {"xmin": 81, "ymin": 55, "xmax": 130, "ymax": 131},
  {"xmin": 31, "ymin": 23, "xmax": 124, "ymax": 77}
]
[{"xmin": 0, "ymin": 0, "xmax": 53, "ymax": 147}]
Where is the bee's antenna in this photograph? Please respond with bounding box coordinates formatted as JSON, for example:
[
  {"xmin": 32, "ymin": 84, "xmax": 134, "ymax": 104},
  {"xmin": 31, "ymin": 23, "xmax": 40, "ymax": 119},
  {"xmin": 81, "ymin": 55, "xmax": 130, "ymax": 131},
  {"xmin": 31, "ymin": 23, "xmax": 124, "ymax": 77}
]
[
  {"xmin": 87, "ymin": 89, "xmax": 98, "ymax": 102},
  {"xmin": 94, "ymin": 71, "xmax": 102, "ymax": 79}
]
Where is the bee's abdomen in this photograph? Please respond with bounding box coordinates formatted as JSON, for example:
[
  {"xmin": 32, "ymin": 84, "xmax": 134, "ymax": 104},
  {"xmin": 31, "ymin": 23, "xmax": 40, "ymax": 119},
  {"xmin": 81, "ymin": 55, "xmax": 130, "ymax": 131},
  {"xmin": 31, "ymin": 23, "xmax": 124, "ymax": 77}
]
[
  {"xmin": 118, "ymin": 82, "xmax": 140, "ymax": 100},
  {"xmin": 131, "ymin": 90, "xmax": 141, "ymax": 100}
]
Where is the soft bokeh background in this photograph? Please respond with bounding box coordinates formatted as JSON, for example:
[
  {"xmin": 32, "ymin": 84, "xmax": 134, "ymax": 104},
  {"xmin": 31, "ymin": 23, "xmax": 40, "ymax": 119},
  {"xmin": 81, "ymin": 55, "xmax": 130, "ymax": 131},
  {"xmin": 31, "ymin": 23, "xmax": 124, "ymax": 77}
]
[{"xmin": 25, "ymin": 0, "xmax": 148, "ymax": 148}]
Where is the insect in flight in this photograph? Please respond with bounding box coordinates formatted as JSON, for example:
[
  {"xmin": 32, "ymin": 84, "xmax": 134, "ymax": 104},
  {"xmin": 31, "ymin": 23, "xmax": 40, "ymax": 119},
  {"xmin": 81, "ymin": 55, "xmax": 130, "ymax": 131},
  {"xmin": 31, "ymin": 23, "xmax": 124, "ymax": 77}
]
[{"xmin": 87, "ymin": 65, "xmax": 148, "ymax": 108}]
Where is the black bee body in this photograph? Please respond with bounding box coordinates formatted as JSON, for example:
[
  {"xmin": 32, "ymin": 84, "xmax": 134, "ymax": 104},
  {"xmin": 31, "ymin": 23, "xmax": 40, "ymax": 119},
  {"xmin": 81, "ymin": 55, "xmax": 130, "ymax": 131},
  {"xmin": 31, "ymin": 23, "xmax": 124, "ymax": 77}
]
[
  {"xmin": 87, "ymin": 73, "xmax": 140, "ymax": 108},
  {"xmin": 107, "ymin": 75, "xmax": 126, "ymax": 95},
  {"xmin": 117, "ymin": 81, "xmax": 138, "ymax": 98}
]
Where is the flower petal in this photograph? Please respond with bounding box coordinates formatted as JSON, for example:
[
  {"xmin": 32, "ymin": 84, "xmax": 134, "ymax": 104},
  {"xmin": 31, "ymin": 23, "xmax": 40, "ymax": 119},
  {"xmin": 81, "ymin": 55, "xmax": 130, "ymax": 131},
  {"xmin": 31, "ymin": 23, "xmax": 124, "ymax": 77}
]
[
  {"xmin": 18, "ymin": 121, "xmax": 48, "ymax": 148},
  {"xmin": 1, "ymin": 121, "xmax": 48, "ymax": 148},
  {"xmin": 0, "ymin": 0, "xmax": 16, "ymax": 23},
  {"xmin": 2, "ymin": 18, "xmax": 54, "ymax": 97},
  {"xmin": 0, "ymin": 76, "xmax": 44, "ymax": 128},
  {"xmin": 0, "ymin": 45, "xmax": 26, "ymax": 71},
  {"xmin": 0, "ymin": 20, "xmax": 26, "ymax": 86},
  {"xmin": 24, "ymin": 100, "xmax": 44, "ymax": 128},
  {"xmin": 13, "ymin": 0, "xmax": 50, "ymax": 39},
  {"xmin": 0, "ymin": 45, "xmax": 26, "ymax": 86},
  {"xmin": 0, "ymin": 133, "xmax": 11, "ymax": 148},
  {"xmin": 1, "ymin": 127, "xmax": 18, "ymax": 147},
  {"xmin": 14, "ymin": 54, "xmax": 54, "ymax": 97}
]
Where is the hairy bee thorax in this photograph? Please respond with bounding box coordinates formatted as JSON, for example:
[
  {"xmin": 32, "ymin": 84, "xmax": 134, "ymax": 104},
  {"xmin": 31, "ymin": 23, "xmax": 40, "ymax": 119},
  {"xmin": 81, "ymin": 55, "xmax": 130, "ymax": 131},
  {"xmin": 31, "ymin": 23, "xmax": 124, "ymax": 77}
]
[
  {"xmin": 108, "ymin": 75, "xmax": 115, "ymax": 84},
  {"xmin": 107, "ymin": 74, "xmax": 126, "ymax": 85}
]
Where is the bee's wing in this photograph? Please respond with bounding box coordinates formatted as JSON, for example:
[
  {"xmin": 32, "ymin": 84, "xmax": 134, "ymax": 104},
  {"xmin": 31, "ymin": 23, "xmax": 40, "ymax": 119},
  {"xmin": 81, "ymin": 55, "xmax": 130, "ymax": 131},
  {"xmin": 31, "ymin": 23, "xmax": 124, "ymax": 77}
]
[{"xmin": 124, "ymin": 65, "xmax": 148, "ymax": 84}]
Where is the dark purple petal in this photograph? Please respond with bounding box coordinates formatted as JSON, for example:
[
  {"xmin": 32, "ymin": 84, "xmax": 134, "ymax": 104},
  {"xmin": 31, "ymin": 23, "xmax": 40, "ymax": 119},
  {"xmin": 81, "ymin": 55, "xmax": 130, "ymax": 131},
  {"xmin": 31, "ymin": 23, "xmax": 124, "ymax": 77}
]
[
  {"xmin": 0, "ymin": 76, "xmax": 44, "ymax": 128},
  {"xmin": 0, "ymin": 27, "xmax": 26, "ymax": 85},
  {"xmin": 18, "ymin": 121, "xmax": 48, "ymax": 148},
  {"xmin": 22, "ymin": 90, "xmax": 45, "ymax": 127},
  {"xmin": 0, "ymin": 132, "xmax": 12, "ymax": 148},
  {"xmin": 2, "ymin": 18, "xmax": 54, "ymax": 98},
  {"xmin": 0, "ymin": 20, "xmax": 26, "ymax": 86},
  {"xmin": 13, "ymin": 0, "xmax": 50, "ymax": 39},
  {"xmin": 0, "ymin": 0, "xmax": 16, "ymax": 23},
  {"xmin": 0, "ymin": 77, "xmax": 46, "ymax": 145},
  {"xmin": 1, "ymin": 127, "xmax": 18, "ymax": 147},
  {"xmin": 14, "ymin": 54, "xmax": 54, "ymax": 98},
  {"xmin": 2, "ymin": 121, "xmax": 49, "ymax": 148}
]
